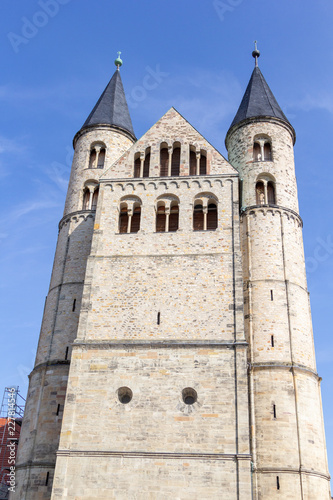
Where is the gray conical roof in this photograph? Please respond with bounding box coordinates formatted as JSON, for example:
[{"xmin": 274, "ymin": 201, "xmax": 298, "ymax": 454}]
[
  {"xmin": 229, "ymin": 66, "xmax": 291, "ymax": 130},
  {"xmin": 82, "ymin": 69, "xmax": 135, "ymax": 138}
]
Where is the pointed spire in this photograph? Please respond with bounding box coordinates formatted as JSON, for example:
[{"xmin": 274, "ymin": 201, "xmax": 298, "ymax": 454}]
[
  {"xmin": 227, "ymin": 48, "xmax": 294, "ymax": 141},
  {"xmin": 81, "ymin": 55, "xmax": 135, "ymax": 139}
]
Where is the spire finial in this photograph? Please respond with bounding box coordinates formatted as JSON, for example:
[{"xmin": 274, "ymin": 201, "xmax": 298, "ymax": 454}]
[
  {"xmin": 252, "ymin": 41, "xmax": 260, "ymax": 67},
  {"xmin": 114, "ymin": 51, "xmax": 123, "ymax": 70}
]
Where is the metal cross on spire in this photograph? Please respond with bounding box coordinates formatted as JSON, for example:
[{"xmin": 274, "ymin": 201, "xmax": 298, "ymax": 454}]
[{"xmin": 252, "ymin": 41, "xmax": 260, "ymax": 67}]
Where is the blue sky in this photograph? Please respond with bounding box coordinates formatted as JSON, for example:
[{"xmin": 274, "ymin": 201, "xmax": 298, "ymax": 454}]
[{"xmin": 1, "ymin": 0, "xmax": 333, "ymax": 481}]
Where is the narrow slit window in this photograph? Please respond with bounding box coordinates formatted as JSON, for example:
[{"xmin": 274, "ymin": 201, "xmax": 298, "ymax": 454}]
[
  {"xmin": 190, "ymin": 150, "xmax": 196, "ymax": 175},
  {"xmin": 271, "ymin": 335, "xmax": 274, "ymax": 347},
  {"xmin": 56, "ymin": 404, "xmax": 61, "ymax": 416},
  {"xmin": 207, "ymin": 203, "xmax": 218, "ymax": 230},
  {"xmin": 119, "ymin": 207, "xmax": 129, "ymax": 234},
  {"xmin": 156, "ymin": 205, "xmax": 166, "ymax": 232},
  {"xmin": 270, "ymin": 290, "xmax": 273, "ymax": 301},
  {"xmin": 193, "ymin": 204, "xmax": 204, "ymax": 231},
  {"xmin": 157, "ymin": 312, "xmax": 160, "ymax": 325},
  {"xmin": 200, "ymin": 154, "xmax": 206, "ymax": 175},
  {"xmin": 273, "ymin": 404, "xmax": 277, "ymax": 419},
  {"xmin": 130, "ymin": 207, "xmax": 141, "ymax": 233},
  {"xmin": 160, "ymin": 148, "xmax": 169, "ymax": 177},
  {"xmin": 65, "ymin": 347, "xmax": 69, "ymax": 360},
  {"xmin": 169, "ymin": 204, "xmax": 179, "ymax": 232},
  {"xmin": 276, "ymin": 476, "xmax": 280, "ymax": 490},
  {"xmin": 171, "ymin": 147, "xmax": 180, "ymax": 176},
  {"xmin": 45, "ymin": 472, "xmax": 49, "ymax": 486},
  {"xmin": 72, "ymin": 299, "xmax": 76, "ymax": 312},
  {"xmin": 134, "ymin": 157, "xmax": 141, "ymax": 177},
  {"xmin": 143, "ymin": 152, "xmax": 150, "ymax": 177}
]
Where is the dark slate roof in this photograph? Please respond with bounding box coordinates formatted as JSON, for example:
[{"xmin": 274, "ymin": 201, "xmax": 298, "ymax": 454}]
[
  {"xmin": 82, "ymin": 69, "xmax": 135, "ymax": 138},
  {"xmin": 229, "ymin": 66, "xmax": 291, "ymax": 130}
]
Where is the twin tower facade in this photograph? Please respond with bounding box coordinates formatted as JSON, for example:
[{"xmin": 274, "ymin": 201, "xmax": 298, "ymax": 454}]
[{"xmin": 13, "ymin": 56, "xmax": 331, "ymax": 499}]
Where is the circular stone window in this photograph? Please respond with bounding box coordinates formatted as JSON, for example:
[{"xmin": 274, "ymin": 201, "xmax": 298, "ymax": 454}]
[
  {"xmin": 182, "ymin": 387, "xmax": 197, "ymax": 405},
  {"xmin": 117, "ymin": 387, "xmax": 133, "ymax": 404}
]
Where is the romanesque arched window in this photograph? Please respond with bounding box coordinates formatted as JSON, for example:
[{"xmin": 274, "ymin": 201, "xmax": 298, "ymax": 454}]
[
  {"xmin": 134, "ymin": 155, "xmax": 141, "ymax": 177},
  {"xmin": 119, "ymin": 205, "xmax": 129, "ymax": 233},
  {"xmin": 119, "ymin": 199, "xmax": 142, "ymax": 233},
  {"xmin": 253, "ymin": 142, "xmax": 261, "ymax": 161},
  {"xmin": 171, "ymin": 144, "xmax": 180, "ymax": 176},
  {"xmin": 190, "ymin": 149, "xmax": 196, "ymax": 176},
  {"xmin": 97, "ymin": 148, "xmax": 105, "ymax": 168},
  {"xmin": 89, "ymin": 149, "xmax": 96, "ymax": 169},
  {"xmin": 264, "ymin": 143, "xmax": 272, "ymax": 161},
  {"xmin": 91, "ymin": 188, "xmax": 99, "ymax": 210},
  {"xmin": 200, "ymin": 151, "xmax": 207, "ymax": 175},
  {"xmin": 156, "ymin": 203, "xmax": 166, "ymax": 232},
  {"xmin": 207, "ymin": 202, "xmax": 217, "ymax": 230},
  {"xmin": 193, "ymin": 203, "xmax": 204, "ymax": 231},
  {"xmin": 143, "ymin": 148, "xmax": 150, "ymax": 178},
  {"xmin": 89, "ymin": 143, "xmax": 106, "ymax": 168},
  {"xmin": 169, "ymin": 202, "xmax": 179, "ymax": 232},
  {"xmin": 267, "ymin": 181, "xmax": 276, "ymax": 204},
  {"xmin": 256, "ymin": 181, "xmax": 265, "ymax": 205},
  {"xmin": 160, "ymin": 146, "xmax": 169, "ymax": 177}
]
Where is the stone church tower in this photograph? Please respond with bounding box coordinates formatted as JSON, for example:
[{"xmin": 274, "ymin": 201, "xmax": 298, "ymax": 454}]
[{"xmin": 13, "ymin": 51, "xmax": 331, "ymax": 499}]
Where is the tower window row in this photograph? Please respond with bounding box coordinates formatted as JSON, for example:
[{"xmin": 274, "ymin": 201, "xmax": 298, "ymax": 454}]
[
  {"xmin": 118, "ymin": 200, "xmax": 218, "ymax": 233},
  {"xmin": 133, "ymin": 144, "xmax": 207, "ymax": 178},
  {"xmin": 88, "ymin": 143, "xmax": 106, "ymax": 169}
]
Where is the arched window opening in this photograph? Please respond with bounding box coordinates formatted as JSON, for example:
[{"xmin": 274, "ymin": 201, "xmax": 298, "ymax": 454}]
[
  {"xmin": 200, "ymin": 153, "xmax": 207, "ymax": 175},
  {"xmin": 207, "ymin": 203, "xmax": 217, "ymax": 230},
  {"xmin": 134, "ymin": 157, "xmax": 141, "ymax": 177},
  {"xmin": 156, "ymin": 205, "xmax": 166, "ymax": 232},
  {"xmin": 264, "ymin": 143, "xmax": 272, "ymax": 161},
  {"xmin": 190, "ymin": 150, "xmax": 196, "ymax": 176},
  {"xmin": 169, "ymin": 203, "xmax": 179, "ymax": 232},
  {"xmin": 253, "ymin": 142, "xmax": 261, "ymax": 161},
  {"xmin": 193, "ymin": 204, "xmax": 204, "ymax": 231},
  {"xmin": 119, "ymin": 206, "xmax": 129, "ymax": 234},
  {"xmin": 267, "ymin": 181, "xmax": 275, "ymax": 204},
  {"xmin": 160, "ymin": 147, "xmax": 168, "ymax": 177},
  {"xmin": 130, "ymin": 206, "xmax": 141, "ymax": 233},
  {"xmin": 83, "ymin": 188, "xmax": 90, "ymax": 210},
  {"xmin": 143, "ymin": 152, "xmax": 150, "ymax": 178},
  {"xmin": 89, "ymin": 149, "xmax": 96, "ymax": 168},
  {"xmin": 171, "ymin": 147, "xmax": 180, "ymax": 176},
  {"xmin": 97, "ymin": 148, "xmax": 105, "ymax": 168},
  {"xmin": 256, "ymin": 181, "xmax": 265, "ymax": 205},
  {"xmin": 91, "ymin": 188, "xmax": 99, "ymax": 210}
]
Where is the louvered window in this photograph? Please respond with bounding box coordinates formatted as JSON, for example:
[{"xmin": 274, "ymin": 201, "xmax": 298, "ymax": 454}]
[
  {"xmin": 156, "ymin": 206, "xmax": 166, "ymax": 232},
  {"xmin": 134, "ymin": 157, "xmax": 141, "ymax": 177},
  {"xmin": 171, "ymin": 147, "xmax": 180, "ymax": 176},
  {"xmin": 119, "ymin": 207, "xmax": 128, "ymax": 233},
  {"xmin": 200, "ymin": 155, "xmax": 207, "ymax": 175},
  {"xmin": 207, "ymin": 203, "xmax": 217, "ymax": 230},
  {"xmin": 130, "ymin": 207, "xmax": 141, "ymax": 233},
  {"xmin": 193, "ymin": 204, "xmax": 204, "ymax": 231},
  {"xmin": 190, "ymin": 151, "xmax": 196, "ymax": 175},
  {"xmin": 169, "ymin": 205, "xmax": 179, "ymax": 232}
]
